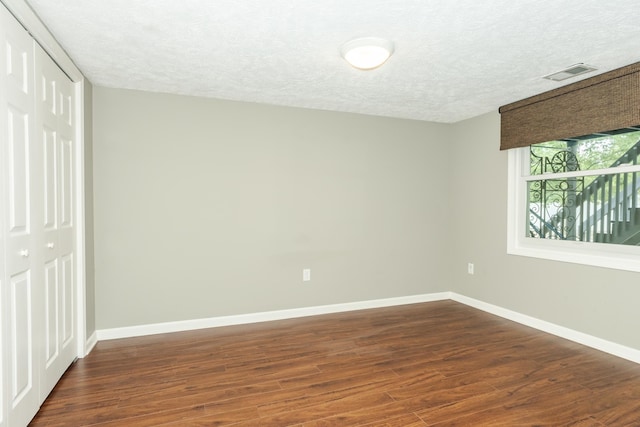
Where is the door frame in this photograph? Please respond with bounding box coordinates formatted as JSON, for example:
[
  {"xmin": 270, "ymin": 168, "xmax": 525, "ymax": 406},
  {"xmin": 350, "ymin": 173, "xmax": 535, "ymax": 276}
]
[{"xmin": 1, "ymin": 0, "xmax": 89, "ymax": 358}]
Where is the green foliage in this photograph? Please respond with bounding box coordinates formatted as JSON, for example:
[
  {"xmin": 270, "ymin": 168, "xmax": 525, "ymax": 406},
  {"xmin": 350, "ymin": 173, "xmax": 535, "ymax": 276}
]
[{"xmin": 530, "ymin": 130, "xmax": 640, "ymax": 175}]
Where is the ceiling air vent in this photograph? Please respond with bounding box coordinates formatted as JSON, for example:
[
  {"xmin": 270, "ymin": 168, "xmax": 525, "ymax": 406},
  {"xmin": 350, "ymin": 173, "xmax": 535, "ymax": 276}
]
[{"xmin": 543, "ymin": 64, "xmax": 597, "ymax": 81}]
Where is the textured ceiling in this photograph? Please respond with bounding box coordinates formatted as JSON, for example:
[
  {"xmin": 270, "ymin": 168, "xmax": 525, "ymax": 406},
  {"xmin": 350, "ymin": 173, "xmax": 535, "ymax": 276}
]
[{"xmin": 25, "ymin": 0, "xmax": 640, "ymax": 123}]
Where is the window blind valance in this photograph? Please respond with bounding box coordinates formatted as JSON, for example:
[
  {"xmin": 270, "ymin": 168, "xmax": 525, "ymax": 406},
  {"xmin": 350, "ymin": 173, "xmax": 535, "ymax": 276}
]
[{"xmin": 499, "ymin": 62, "xmax": 640, "ymax": 150}]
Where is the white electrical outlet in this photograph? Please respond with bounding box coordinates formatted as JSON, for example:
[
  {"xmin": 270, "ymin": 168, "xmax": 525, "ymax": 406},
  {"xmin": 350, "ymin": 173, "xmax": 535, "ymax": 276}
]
[
  {"xmin": 467, "ymin": 263, "xmax": 474, "ymax": 275},
  {"xmin": 303, "ymin": 268, "xmax": 311, "ymax": 282}
]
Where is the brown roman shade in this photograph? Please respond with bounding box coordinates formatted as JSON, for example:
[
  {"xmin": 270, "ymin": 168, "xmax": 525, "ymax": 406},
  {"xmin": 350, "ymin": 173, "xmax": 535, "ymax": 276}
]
[{"xmin": 499, "ymin": 62, "xmax": 640, "ymax": 150}]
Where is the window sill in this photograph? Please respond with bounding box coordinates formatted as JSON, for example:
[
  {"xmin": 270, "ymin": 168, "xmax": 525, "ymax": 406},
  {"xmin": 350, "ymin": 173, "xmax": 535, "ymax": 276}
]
[{"xmin": 507, "ymin": 237, "xmax": 640, "ymax": 273}]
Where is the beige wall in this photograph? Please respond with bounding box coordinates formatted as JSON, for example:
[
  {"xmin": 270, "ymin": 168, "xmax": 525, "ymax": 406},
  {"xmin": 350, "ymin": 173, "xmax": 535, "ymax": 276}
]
[
  {"xmin": 93, "ymin": 87, "xmax": 452, "ymax": 329},
  {"xmin": 91, "ymin": 88, "xmax": 640, "ymax": 352},
  {"xmin": 449, "ymin": 112, "xmax": 640, "ymax": 350}
]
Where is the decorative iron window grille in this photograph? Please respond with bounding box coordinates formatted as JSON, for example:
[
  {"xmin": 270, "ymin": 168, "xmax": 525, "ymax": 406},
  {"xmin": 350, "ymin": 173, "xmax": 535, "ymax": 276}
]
[{"xmin": 526, "ymin": 130, "xmax": 640, "ymax": 246}]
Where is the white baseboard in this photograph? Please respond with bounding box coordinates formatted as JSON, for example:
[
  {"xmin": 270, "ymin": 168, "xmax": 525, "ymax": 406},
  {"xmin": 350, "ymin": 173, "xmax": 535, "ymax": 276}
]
[
  {"xmin": 96, "ymin": 292, "xmax": 451, "ymax": 341},
  {"xmin": 94, "ymin": 291, "xmax": 640, "ymax": 365},
  {"xmin": 450, "ymin": 293, "xmax": 640, "ymax": 364}
]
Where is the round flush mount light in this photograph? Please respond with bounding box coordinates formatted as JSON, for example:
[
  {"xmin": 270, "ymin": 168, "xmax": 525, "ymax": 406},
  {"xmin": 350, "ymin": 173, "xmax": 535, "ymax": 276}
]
[{"xmin": 340, "ymin": 37, "xmax": 394, "ymax": 70}]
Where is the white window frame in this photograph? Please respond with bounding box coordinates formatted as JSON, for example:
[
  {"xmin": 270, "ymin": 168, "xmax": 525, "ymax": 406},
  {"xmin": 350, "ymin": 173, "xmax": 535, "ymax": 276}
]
[{"xmin": 507, "ymin": 147, "xmax": 640, "ymax": 273}]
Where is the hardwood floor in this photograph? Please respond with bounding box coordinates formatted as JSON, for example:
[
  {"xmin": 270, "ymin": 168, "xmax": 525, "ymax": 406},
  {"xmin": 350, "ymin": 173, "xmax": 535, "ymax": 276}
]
[{"xmin": 30, "ymin": 301, "xmax": 640, "ymax": 426}]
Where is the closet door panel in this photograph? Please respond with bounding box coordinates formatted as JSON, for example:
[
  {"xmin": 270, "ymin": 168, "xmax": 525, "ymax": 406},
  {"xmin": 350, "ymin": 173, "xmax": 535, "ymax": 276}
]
[
  {"xmin": 42, "ymin": 125, "xmax": 61, "ymax": 369},
  {"xmin": 3, "ymin": 2, "xmax": 33, "ymax": 297},
  {"xmin": 43, "ymin": 259, "xmax": 59, "ymax": 366},
  {"xmin": 9, "ymin": 272, "xmax": 33, "ymax": 403},
  {"xmin": 61, "ymin": 254, "xmax": 74, "ymax": 344},
  {"xmin": 35, "ymin": 44, "xmax": 76, "ymax": 401},
  {"xmin": 6, "ymin": 106, "xmax": 30, "ymax": 245},
  {"xmin": 55, "ymin": 68, "xmax": 75, "ymax": 350},
  {"xmin": 5, "ymin": 29, "xmax": 32, "ymax": 270},
  {"xmin": 59, "ymin": 136, "xmax": 74, "ymax": 251},
  {"xmin": 43, "ymin": 126, "xmax": 57, "ymax": 236},
  {"xmin": 1, "ymin": 6, "xmax": 40, "ymax": 426}
]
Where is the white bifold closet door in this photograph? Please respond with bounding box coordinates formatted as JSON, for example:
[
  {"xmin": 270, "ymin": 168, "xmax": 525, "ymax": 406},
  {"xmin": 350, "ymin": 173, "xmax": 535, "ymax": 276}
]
[
  {"xmin": 1, "ymin": 3, "xmax": 77, "ymax": 426},
  {"xmin": 35, "ymin": 30, "xmax": 77, "ymax": 401},
  {"xmin": 1, "ymin": 7, "xmax": 40, "ymax": 426}
]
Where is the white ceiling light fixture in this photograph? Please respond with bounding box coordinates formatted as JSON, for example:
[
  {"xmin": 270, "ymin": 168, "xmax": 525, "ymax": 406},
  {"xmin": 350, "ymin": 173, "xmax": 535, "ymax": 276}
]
[{"xmin": 341, "ymin": 37, "xmax": 394, "ymax": 70}]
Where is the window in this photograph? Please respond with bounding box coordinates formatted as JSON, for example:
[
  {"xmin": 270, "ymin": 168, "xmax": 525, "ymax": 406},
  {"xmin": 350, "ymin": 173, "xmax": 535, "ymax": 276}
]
[
  {"xmin": 508, "ymin": 128, "xmax": 640, "ymax": 272},
  {"xmin": 501, "ymin": 61, "xmax": 640, "ymax": 272}
]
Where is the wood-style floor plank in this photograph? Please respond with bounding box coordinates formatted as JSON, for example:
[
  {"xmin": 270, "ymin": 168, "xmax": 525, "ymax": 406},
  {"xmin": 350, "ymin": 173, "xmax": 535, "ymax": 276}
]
[{"xmin": 30, "ymin": 301, "xmax": 640, "ymax": 426}]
